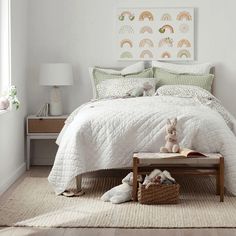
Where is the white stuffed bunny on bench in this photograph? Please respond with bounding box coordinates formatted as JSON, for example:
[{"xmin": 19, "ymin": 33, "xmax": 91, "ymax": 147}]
[{"xmin": 160, "ymin": 118, "xmax": 180, "ymax": 153}]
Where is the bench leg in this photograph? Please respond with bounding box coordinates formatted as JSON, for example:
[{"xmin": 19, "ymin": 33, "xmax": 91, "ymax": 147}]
[
  {"xmin": 219, "ymin": 157, "xmax": 224, "ymax": 202},
  {"xmin": 133, "ymin": 157, "xmax": 138, "ymax": 201},
  {"xmin": 216, "ymin": 171, "xmax": 220, "ymax": 195}
]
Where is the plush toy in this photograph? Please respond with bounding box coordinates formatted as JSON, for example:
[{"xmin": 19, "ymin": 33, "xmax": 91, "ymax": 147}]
[
  {"xmin": 101, "ymin": 172, "xmax": 142, "ymax": 204},
  {"xmin": 143, "ymin": 82, "xmax": 154, "ymax": 96},
  {"xmin": 143, "ymin": 169, "xmax": 176, "ymax": 189},
  {"xmin": 160, "ymin": 118, "xmax": 180, "ymax": 153},
  {"xmin": 126, "ymin": 82, "xmax": 153, "ymax": 97}
]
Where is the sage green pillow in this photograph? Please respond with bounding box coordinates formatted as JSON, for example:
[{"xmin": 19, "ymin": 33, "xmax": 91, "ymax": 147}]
[
  {"xmin": 153, "ymin": 67, "xmax": 214, "ymax": 92},
  {"xmin": 92, "ymin": 68, "xmax": 153, "ymax": 97}
]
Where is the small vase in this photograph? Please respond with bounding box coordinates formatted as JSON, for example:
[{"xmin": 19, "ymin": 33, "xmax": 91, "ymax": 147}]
[{"xmin": 0, "ymin": 97, "xmax": 10, "ymax": 110}]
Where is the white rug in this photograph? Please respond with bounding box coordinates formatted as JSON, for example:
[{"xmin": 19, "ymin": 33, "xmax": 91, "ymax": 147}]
[{"xmin": 0, "ymin": 176, "xmax": 236, "ymax": 228}]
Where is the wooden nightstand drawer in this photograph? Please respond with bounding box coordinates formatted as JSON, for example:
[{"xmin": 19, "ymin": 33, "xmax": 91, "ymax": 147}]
[{"xmin": 28, "ymin": 118, "xmax": 66, "ymax": 133}]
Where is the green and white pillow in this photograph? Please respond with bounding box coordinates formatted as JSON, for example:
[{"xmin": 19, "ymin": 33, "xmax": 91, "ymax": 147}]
[
  {"xmin": 90, "ymin": 68, "xmax": 153, "ymax": 98},
  {"xmin": 153, "ymin": 67, "xmax": 214, "ymax": 92},
  {"xmin": 96, "ymin": 77, "xmax": 157, "ymax": 98}
]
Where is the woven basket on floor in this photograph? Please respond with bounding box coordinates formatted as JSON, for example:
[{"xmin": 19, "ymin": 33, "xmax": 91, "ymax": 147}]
[{"xmin": 138, "ymin": 183, "xmax": 180, "ymax": 204}]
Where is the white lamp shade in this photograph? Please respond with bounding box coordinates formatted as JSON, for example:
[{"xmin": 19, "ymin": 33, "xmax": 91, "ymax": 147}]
[{"xmin": 39, "ymin": 63, "xmax": 74, "ymax": 86}]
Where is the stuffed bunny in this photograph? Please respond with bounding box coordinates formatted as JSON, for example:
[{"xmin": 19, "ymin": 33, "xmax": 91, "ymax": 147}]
[
  {"xmin": 143, "ymin": 169, "xmax": 176, "ymax": 189},
  {"xmin": 101, "ymin": 172, "xmax": 142, "ymax": 204},
  {"xmin": 160, "ymin": 118, "xmax": 180, "ymax": 153},
  {"xmin": 126, "ymin": 82, "xmax": 153, "ymax": 97}
]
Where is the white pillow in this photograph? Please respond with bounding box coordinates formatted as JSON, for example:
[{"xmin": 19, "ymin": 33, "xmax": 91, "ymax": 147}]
[
  {"xmin": 89, "ymin": 62, "xmax": 145, "ymax": 98},
  {"xmin": 120, "ymin": 62, "xmax": 145, "ymax": 75},
  {"xmin": 152, "ymin": 61, "xmax": 212, "ymax": 74},
  {"xmin": 96, "ymin": 77, "xmax": 157, "ymax": 99}
]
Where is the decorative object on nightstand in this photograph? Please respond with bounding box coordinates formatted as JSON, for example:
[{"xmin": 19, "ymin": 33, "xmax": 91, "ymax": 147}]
[
  {"xmin": 39, "ymin": 63, "xmax": 73, "ymax": 116},
  {"xmin": 36, "ymin": 103, "xmax": 49, "ymax": 117},
  {"xmin": 26, "ymin": 115, "xmax": 68, "ymax": 170}
]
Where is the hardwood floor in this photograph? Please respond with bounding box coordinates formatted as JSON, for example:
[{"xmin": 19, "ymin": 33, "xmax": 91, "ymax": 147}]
[{"xmin": 0, "ymin": 166, "xmax": 236, "ymax": 236}]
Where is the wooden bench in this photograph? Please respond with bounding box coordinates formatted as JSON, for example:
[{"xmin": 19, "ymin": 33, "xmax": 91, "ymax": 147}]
[{"xmin": 132, "ymin": 153, "xmax": 224, "ymax": 202}]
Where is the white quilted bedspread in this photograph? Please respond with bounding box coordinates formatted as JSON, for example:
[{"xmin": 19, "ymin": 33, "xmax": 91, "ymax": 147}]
[{"xmin": 48, "ymin": 96, "xmax": 236, "ymax": 195}]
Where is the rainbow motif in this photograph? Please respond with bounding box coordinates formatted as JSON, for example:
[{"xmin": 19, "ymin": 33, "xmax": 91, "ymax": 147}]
[
  {"xmin": 140, "ymin": 50, "xmax": 153, "ymax": 58},
  {"xmin": 158, "ymin": 37, "xmax": 173, "ymax": 47},
  {"xmin": 120, "ymin": 51, "xmax": 133, "ymax": 59},
  {"xmin": 161, "ymin": 51, "xmax": 171, "ymax": 58},
  {"xmin": 118, "ymin": 11, "xmax": 135, "ymax": 21},
  {"xmin": 161, "ymin": 13, "xmax": 172, "ymax": 21},
  {"xmin": 177, "ymin": 11, "xmax": 192, "ymax": 21},
  {"xmin": 140, "ymin": 26, "xmax": 153, "ymax": 34},
  {"xmin": 177, "ymin": 49, "xmax": 191, "ymax": 58},
  {"xmin": 177, "ymin": 39, "xmax": 191, "ymax": 48},
  {"xmin": 139, "ymin": 11, "xmax": 154, "ymax": 21},
  {"xmin": 179, "ymin": 24, "xmax": 189, "ymax": 33},
  {"xmin": 120, "ymin": 39, "xmax": 133, "ymax": 48},
  {"xmin": 119, "ymin": 25, "xmax": 134, "ymax": 34},
  {"xmin": 159, "ymin": 24, "xmax": 174, "ymax": 34},
  {"xmin": 139, "ymin": 38, "xmax": 154, "ymax": 48}
]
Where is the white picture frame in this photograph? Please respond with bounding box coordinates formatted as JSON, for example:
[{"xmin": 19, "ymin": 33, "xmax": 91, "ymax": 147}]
[{"xmin": 116, "ymin": 8, "xmax": 195, "ymax": 61}]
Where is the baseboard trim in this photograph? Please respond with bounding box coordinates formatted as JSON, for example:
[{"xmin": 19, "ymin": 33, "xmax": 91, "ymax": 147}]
[{"xmin": 0, "ymin": 162, "xmax": 26, "ymax": 195}]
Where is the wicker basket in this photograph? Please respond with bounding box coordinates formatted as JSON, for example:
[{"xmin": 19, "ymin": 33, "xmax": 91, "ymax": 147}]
[{"xmin": 138, "ymin": 183, "xmax": 180, "ymax": 204}]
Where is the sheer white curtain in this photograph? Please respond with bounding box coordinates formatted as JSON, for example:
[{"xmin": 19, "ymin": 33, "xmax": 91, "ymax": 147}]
[{"xmin": 0, "ymin": 0, "xmax": 11, "ymax": 96}]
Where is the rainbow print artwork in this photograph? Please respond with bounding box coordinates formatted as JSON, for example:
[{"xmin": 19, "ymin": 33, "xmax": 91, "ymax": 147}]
[{"xmin": 116, "ymin": 8, "xmax": 194, "ymax": 61}]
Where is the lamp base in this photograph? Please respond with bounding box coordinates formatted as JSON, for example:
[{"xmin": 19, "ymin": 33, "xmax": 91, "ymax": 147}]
[{"xmin": 50, "ymin": 86, "xmax": 63, "ymax": 116}]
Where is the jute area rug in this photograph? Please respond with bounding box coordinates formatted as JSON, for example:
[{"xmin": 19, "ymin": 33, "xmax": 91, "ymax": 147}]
[{"xmin": 0, "ymin": 175, "xmax": 236, "ymax": 228}]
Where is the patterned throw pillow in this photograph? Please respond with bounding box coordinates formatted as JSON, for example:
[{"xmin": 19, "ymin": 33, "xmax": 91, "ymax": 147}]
[
  {"xmin": 92, "ymin": 68, "xmax": 154, "ymax": 98},
  {"xmin": 156, "ymin": 85, "xmax": 214, "ymax": 98},
  {"xmin": 96, "ymin": 77, "xmax": 157, "ymax": 98},
  {"xmin": 153, "ymin": 67, "xmax": 214, "ymax": 92}
]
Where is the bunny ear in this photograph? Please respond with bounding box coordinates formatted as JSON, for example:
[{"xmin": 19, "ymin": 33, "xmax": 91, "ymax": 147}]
[
  {"xmin": 167, "ymin": 119, "xmax": 171, "ymax": 125},
  {"xmin": 172, "ymin": 118, "xmax": 177, "ymax": 126}
]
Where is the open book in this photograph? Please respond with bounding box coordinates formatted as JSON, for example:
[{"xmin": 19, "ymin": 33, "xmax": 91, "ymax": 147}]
[{"xmin": 156, "ymin": 148, "xmax": 207, "ymax": 159}]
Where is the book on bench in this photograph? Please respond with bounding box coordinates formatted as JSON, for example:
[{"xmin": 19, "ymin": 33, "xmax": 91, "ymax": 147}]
[{"xmin": 156, "ymin": 148, "xmax": 207, "ymax": 159}]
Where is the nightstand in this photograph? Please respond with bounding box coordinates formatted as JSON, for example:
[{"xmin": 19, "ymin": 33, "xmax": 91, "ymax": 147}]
[{"xmin": 26, "ymin": 115, "xmax": 68, "ymax": 170}]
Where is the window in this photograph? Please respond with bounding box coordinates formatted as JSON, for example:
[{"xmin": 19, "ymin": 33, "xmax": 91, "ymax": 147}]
[{"xmin": 0, "ymin": 0, "xmax": 11, "ymax": 96}]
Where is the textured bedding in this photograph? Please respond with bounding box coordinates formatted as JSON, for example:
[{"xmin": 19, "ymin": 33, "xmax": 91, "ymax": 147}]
[{"xmin": 48, "ymin": 95, "xmax": 236, "ymax": 195}]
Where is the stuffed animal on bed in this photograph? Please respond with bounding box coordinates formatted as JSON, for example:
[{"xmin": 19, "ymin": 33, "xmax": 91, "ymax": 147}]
[
  {"xmin": 160, "ymin": 118, "xmax": 180, "ymax": 153},
  {"xmin": 126, "ymin": 82, "xmax": 154, "ymax": 97},
  {"xmin": 101, "ymin": 172, "xmax": 142, "ymax": 204}
]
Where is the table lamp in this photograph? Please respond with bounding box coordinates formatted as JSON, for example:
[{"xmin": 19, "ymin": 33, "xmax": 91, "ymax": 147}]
[{"xmin": 39, "ymin": 63, "xmax": 73, "ymax": 116}]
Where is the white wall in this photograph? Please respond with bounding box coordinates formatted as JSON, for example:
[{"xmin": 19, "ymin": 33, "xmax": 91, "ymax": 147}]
[
  {"xmin": 0, "ymin": 0, "xmax": 28, "ymax": 194},
  {"xmin": 27, "ymin": 0, "xmax": 236, "ymax": 162},
  {"xmin": 27, "ymin": 0, "xmax": 236, "ymax": 116}
]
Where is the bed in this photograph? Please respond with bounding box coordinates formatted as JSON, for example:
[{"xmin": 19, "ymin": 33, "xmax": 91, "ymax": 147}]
[{"xmin": 48, "ymin": 62, "xmax": 236, "ymax": 195}]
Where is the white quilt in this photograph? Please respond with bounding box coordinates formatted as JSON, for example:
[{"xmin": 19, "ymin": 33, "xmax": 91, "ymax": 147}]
[{"xmin": 48, "ymin": 96, "xmax": 236, "ymax": 195}]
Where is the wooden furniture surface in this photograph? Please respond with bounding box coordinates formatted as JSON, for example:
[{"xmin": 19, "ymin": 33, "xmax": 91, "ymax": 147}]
[
  {"xmin": 132, "ymin": 153, "xmax": 224, "ymax": 202},
  {"xmin": 28, "ymin": 118, "xmax": 65, "ymax": 133},
  {"xmin": 26, "ymin": 115, "xmax": 68, "ymax": 170}
]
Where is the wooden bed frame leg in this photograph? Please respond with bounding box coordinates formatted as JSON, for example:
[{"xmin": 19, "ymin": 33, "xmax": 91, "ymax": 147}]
[
  {"xmin": 133, "ymin": 156, "xmax": 139, "ymax": 202},
  {"xmin": 219, "ymin": 157, "xmax": 224, "ymax": 202},
  {"xmin": 76, "ymin": 175, "xmax": 82, "ymax": 192}
]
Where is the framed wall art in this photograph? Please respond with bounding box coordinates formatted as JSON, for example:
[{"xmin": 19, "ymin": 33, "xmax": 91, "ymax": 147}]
[{"xmin": 116, "ymin": 8, "xmax": 194, "ymax": 61}]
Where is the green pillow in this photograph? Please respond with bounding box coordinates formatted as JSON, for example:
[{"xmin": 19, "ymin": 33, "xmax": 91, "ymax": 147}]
[
  {"xmin": 153, "ymin": 67, "xmax": 214, "ymax": 92},
  {"xmin": 92, "ymin": 68, "xmax": 153, "ymax": 97}
]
